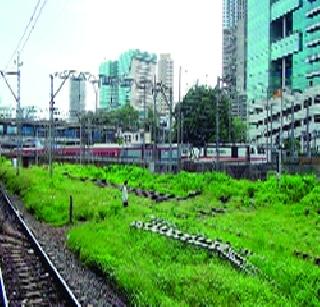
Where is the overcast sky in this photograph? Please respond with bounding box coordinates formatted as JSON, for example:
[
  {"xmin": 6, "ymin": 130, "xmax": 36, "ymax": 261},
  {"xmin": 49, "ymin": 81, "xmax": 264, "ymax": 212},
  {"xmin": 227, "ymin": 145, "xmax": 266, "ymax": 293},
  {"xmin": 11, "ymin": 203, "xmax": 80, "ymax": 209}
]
[{"xmin": 0, "ymin": 0, "xmax": 222, "ymax": 115}]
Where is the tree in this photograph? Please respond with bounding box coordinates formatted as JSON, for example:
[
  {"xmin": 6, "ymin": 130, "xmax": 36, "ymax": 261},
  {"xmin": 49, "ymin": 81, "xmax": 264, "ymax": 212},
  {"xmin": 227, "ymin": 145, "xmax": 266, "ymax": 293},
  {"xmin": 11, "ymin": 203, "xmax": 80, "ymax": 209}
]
[
  {"xmin": 177, "ymin": 85, "xmax": 246, "ymax": 146},
  {"xmin": 115, "ymin": 103, "xmax": 139, "ymax": 131},
  {"xmin": 91, "ymin": 104, "xmax": 139, "ymax": 131},
  {"xmin": 232, "ymin": 116, "xmax": 247, "ymax": 143}
]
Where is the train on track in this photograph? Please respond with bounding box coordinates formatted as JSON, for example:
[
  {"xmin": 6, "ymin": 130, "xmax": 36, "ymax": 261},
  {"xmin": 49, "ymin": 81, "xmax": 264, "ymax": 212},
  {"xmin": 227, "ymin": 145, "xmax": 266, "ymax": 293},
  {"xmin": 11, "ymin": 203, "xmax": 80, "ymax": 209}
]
[{"xmin": 13, "ymin": 142, "xmax": 268, "ymax": 163}]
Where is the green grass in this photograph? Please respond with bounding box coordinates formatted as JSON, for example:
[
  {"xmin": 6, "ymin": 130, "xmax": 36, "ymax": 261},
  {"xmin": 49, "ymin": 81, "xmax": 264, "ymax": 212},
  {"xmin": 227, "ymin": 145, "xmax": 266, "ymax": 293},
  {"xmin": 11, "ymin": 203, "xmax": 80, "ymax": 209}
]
[
  {"xmin": 0, "ymin": 159, "xmax": 319, "ymax": 306},
  {"xmin": 58, "ymin": 164, "xmax": 231, "ymax": 197}
]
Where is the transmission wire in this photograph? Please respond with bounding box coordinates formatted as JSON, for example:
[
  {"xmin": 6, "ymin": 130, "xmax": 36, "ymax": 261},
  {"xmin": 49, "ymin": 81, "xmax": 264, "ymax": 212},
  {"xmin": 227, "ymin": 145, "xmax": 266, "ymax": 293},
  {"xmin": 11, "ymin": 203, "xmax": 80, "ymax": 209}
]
[
  {"xmin": 19, "ymin": 0, "xmax": 49, "ymax": 54},
  {"xmin": 5, "ymin": 0, "xmax": 42, "ymax": 69}
]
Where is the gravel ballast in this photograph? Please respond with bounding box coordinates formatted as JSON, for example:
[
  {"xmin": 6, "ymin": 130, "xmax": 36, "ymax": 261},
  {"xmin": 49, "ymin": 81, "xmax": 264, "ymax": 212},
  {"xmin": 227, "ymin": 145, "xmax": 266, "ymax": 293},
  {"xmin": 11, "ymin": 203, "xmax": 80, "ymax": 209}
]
[{"xmin": 1, "ymin": 186, "xmax": 127, "ymax": 307}]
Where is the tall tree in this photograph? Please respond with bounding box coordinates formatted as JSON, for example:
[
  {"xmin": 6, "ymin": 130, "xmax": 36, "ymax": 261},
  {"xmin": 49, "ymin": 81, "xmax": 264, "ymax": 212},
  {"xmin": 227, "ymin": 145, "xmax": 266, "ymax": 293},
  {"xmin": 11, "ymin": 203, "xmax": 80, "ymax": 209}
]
[
  {"xmin": 178, "ymin": 85, "xmax": 246, "ymax": 146},
  {"xmin": 232, "ymin": 116, "xmax": 247, "ymax": 143}
]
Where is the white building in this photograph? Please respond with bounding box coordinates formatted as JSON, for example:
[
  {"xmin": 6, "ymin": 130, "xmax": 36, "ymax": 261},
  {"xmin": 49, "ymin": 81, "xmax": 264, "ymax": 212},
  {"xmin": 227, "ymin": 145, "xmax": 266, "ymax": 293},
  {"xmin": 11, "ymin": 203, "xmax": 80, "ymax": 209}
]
[
  {"xmin": 129, "ymin": 55, "xmax": 156, "ymax": 114},
  {"xmin": 69, "ymin": 74, "xmax": 86, "ymax": 120},
  {"xmin": 157, "ymin": 53, "xmax": 174, "ymax": 115},
  {"xmin": 249, "ymin": 86, "xmax": 320, "ymax": 157}
]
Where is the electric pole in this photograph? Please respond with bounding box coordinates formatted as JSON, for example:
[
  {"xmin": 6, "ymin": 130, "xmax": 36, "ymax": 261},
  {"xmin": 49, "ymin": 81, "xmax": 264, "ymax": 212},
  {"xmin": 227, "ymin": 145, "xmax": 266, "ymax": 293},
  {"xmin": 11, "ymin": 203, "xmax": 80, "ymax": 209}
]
[
  {"xmin": 49, "ymin": 74, "xmax": 54, "ymax": 178},
  {"xmin": 169, "ymin": 87, "xmax": 173, "ymax": 171},
  {"xmin": 0, "ymin": 54, "xmax": 23, "ymax": 175},
  {"xmin": 153, "ymin": 75, "xmax": 157, "ymax": 164},
  {"xmin": 143, "ymin": 80, "xmax": 146, "ymax": 164},
  {"xmin": 16, "ymin": 53, "xmax": 22, "ymax": 175},
  {"xmin": 48, "ymin": 70, "xmax": 73, "ymax": 177},
  {"xmin": 215, "ymin": 77, "xmax": 221, "ymax": 168},
  {"xmin": 290, "ymin": 96, "xmax": 295, "ymax": 163},
  {"xmin": 307, "ymin": 97, "xmax": 311, "ymax": 158}
]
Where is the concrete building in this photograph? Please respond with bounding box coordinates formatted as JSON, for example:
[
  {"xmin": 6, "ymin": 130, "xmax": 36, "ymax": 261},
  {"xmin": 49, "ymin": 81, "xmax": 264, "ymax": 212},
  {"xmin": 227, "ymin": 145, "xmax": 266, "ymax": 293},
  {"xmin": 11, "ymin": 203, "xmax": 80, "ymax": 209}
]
[
  {"xmin": 247, "ymin": 0, "xmax": 320, "ymax": 155},
  {"xmin": 0, "ymin": 107, "xmax": 15, "ymax": 118},
  {"xmin": 99, "ymin": 49, "xmax": 157, "ymax": 115},
  {"xmin": 69, "ymin": 74, "xmax": 86, "ymax": 120},
  {"xmin": 222, "ymin": 0, "xmax": 247, "ymax": 119},
  {"xmin": 157, "ymin": 53, "xmax": 174, "ymax": 115}
]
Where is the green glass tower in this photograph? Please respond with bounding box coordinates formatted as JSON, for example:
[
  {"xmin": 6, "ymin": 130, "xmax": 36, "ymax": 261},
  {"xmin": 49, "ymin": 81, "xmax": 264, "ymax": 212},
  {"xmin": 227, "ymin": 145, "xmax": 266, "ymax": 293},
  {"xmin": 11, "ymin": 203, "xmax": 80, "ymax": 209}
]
[
  {"xmin": 247, "ymin": 0, "xmax": 320, "ymax": 147},
  {"xmin": 248, "ymin": 0, "xmax": 320, "ymax": 99},
  {"xmin": 99, "ymin": 60, "xmax": 119, "ymax": 110}
]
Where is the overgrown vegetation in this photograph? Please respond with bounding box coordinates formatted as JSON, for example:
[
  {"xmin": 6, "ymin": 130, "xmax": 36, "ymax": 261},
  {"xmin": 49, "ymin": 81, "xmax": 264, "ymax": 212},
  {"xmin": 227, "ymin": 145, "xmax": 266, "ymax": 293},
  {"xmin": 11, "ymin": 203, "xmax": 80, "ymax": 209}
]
[{"xmin": 0, "ymin": 158, "xmax": 319, "ymax": 305}]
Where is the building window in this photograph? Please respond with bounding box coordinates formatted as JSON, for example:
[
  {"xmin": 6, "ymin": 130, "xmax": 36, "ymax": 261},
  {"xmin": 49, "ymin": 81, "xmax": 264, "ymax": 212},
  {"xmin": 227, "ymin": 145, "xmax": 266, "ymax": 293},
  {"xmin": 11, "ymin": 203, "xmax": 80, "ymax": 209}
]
[{"xmin": 314, "ymin": 115, "xmax": 320, "ymax": 123}]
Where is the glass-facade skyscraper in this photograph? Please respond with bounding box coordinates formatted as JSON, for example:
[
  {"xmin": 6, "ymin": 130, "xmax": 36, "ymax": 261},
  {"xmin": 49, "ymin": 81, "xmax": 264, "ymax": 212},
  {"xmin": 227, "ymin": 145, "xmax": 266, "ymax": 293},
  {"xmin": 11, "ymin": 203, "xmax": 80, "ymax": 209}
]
[
  {"xmin": 99, "ymin": 49, "xmax": 157, "ymax": 113},
  {"xmin": 223, "ymin": 0, "xmax": 247, "ymax": 119},
  {"xmin": 99, "ymin": 60, "xmax": 119, "ymax": 110},
  {"xmin": 248, "ymin": 0, "xmax": 320, "ymax": 153}
]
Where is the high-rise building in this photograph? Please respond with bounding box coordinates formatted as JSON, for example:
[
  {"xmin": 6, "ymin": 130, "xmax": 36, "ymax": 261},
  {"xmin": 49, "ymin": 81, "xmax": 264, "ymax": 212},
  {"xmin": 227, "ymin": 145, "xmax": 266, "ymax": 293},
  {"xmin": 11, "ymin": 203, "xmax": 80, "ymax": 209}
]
[
  {"xmin": 222, "ymin": 0, "xmax": 247, "ymax": 119},
  {"xmin": 119, "ymin": 49, "xmax": 157, "ymax": 114},
  {"xmin": 99, "ymin": 49, "xmax": 157, "ymax": 114},
  {"xmin": 99, "ymin": 60, "xmax": 119, "ymax": 110},
  {"xmin": 157, "ymin": 53, "xmax": 174, "ymax": 115},
  {"xmin": 69, "ymin": 75, "xmax": 86, "ymax": 120},
  {"xmin": 247, "ymin": 0, "xmax": 320, "ymax": 154}
]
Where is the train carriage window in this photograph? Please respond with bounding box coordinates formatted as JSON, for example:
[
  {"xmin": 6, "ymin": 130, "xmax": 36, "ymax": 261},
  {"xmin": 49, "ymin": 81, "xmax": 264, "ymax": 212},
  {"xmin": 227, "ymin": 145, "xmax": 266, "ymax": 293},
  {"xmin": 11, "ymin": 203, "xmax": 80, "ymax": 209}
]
[{"xmin": 231, "ymin": 146, "xmax": 238, "ymax": 158}]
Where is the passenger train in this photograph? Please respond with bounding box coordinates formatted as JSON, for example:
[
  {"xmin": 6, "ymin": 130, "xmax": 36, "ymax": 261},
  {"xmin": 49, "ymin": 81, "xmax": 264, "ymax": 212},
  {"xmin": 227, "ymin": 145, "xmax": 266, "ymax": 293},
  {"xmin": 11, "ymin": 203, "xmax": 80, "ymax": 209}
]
[{"xmin": 16, "ymin": 143, "xmax": 268, "ymax": 163}]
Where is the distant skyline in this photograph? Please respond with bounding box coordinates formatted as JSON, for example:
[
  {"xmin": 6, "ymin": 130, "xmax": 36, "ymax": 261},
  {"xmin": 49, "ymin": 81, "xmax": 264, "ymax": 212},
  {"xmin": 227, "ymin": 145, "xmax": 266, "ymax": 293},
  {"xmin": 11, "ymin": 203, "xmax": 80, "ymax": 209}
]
[{"xmin": 0, "ymin": 0, "xmax": 222, "ymax": 116}]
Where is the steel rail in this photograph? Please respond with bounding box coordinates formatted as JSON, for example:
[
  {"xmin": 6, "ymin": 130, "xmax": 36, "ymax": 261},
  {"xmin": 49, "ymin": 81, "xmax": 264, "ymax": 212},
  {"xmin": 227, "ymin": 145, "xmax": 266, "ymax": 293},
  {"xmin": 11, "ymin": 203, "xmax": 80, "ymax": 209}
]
[
  {"xmin": 0, "ymin": 266, "xmax": 8, "ymax": 307},
  {"xmin": 0, "ymin": 187, "xmax": 81, "ymax": 307}
]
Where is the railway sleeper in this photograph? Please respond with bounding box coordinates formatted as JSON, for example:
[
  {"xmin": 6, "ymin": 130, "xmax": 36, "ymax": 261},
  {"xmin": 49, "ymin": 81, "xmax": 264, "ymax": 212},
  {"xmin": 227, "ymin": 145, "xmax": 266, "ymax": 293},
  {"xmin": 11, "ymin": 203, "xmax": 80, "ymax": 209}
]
[
  {"xmin": 0, "ymin": 234, "xmax": 28, "ymax": 245},
  {"xmin": 24, "ymin": 298, "xmax": 48, "ymax": 305},
  {"xmin": 23, "ymin": 290, "xmax": 42, "ymax": 299},
  {"xmin": 0, "ymin": 188, "xmax": 81, "ymax": 306}
]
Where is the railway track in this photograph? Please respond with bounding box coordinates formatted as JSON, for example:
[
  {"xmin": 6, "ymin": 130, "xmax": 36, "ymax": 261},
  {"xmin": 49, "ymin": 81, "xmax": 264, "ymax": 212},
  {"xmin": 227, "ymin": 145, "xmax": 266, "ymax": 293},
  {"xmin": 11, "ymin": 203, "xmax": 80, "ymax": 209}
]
[{"xmin": 0, "ymin": 188, "xmax": 80, "ymax": 306}]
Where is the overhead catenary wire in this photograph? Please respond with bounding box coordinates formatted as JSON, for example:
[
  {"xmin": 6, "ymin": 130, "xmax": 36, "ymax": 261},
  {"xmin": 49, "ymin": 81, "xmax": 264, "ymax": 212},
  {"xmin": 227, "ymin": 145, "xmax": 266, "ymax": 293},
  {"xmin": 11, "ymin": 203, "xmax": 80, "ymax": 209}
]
[
  {"xmin": 19, "ymin": 0, "xmax": 49, "ymax": 54},
  {"xmin": 4, "ymin": 0, "xmax": 48, "ymax": 69},
  {"xmin": 5, "ymin": 0, "xmax": 42, "ymax": 69}
]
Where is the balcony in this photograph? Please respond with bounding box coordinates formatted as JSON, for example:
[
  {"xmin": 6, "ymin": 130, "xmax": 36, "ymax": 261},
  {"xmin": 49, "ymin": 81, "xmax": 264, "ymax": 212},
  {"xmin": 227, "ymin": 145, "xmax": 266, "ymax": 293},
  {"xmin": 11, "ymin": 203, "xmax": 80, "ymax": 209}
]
[
  {"xmin": 306, "ymin": 6, "xmax": 320, "ymax": 18},
  {"xmin": 249, "ymin": 114, "xmax": 262, "ymax": 125},
  {"xmin": 295, "ymin": 111, "xmax": 305, "ymax": 120},
  {"xmin": 310, "ymin": 105, "xmax": 320, "ymax": 114},
  {"xmin": 295, "ymin": 126, "xmax": 304, "ymax": 135},
  {"xmin": 271, "ymin": 0, "xmax": 302, "ymax": 21},
  {"xmin": 271, "ymin": 32, "xmax": 301, "ymax": 61}
]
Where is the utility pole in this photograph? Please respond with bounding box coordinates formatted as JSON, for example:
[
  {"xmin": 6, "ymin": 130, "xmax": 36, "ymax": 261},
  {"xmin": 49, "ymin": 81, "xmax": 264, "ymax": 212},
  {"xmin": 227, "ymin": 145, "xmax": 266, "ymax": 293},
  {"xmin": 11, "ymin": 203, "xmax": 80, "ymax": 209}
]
[
  {"xmin": 159, "ymin": 85, "xmax": 173, "ymax": 171},
  {"xmin": 79, "ymin": 114, "xmax": 82, "ymax": 165},
  {"xmin": 152, "ymin": 75, "xmax": 157, "ymax": 164},
  {"xmin": 48, "ymin": 70, "xmax": 73, "ymax": 177},
  {"xmin": 49, "ymin": 74, "xmax": 54, "ymax": 178},
  {"xmin": 290, "ymin": 96, "xmax": 295, "ymax": 163},
  {"xmin": 177, "ymin": 103, "xmax": 181, "ymax": 171},
  {"xmin": 307, "ymin": 97, "xmax": 311, "ymax": 158},
  {"xmin": 16, "ymin": 52, "xmax": 22, "ymax": 176},
  {"xmin": 35, "ymin": 124, "xmax": 39, "ymax": 165},
  {"xmin": 266, "ymin": 93, "xmax": 269, "ymax": 164},
  {"xmin": 143, "ymin": 80, "xmax": 146, "ymax": 164},
  {"xmin": 178, "ymin": 66, "xmax": 181, "ymax": 146},
  {"xmin": 215, "ymin": 77, "xmax": 221, "ymax": 168},
  {"xmin": 280, "ymin": 86, "xmax": 283, "ymax": 180},
  {"xmin": 270, "ymin": 101, "xmax": 273, "ymax": 165},
  {"xmin": 169, "ymin": 87, "xmax": 173, "ymax": 171},
  {"xmin": 0, "ymin": 55, "xmax": 23, "ymax": 175},
  {"xmin": 229, "ymin": 99, "xmax": 232, "ymax": 143},
  {"xmin": 177, "ymin": 66, "xmax": 188, "ymax": 170},
  {"xmin": 279, "ymin": 15, "xmax": 287, "ymax": 182}
]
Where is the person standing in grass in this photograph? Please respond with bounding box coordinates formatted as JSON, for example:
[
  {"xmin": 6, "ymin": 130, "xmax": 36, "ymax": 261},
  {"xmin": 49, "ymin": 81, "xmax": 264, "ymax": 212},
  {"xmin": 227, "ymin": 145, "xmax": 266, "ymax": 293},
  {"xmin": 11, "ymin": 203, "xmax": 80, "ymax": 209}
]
[{"xmin": 121, "ymin": 180, "xmax": 129, "ymax": 207}]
